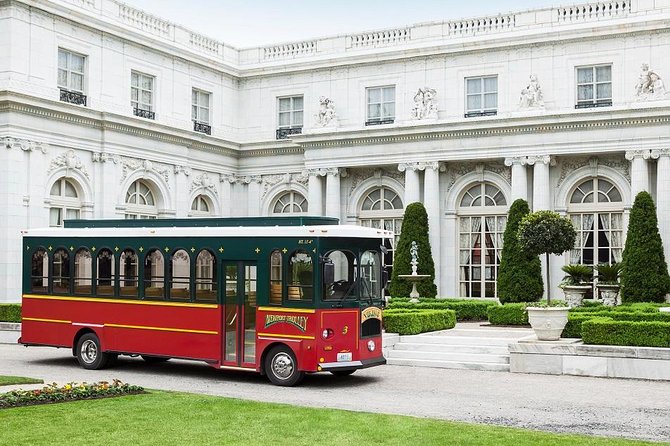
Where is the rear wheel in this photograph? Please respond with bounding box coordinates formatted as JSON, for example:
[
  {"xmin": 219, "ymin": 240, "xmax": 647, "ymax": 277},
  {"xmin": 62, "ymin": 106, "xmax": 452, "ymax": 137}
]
[
  {"xmin": 330, "ymin": 370, "xmax": 355, "ymax": 377},
  {"xmin": 75, "ymin": 333, "xmax": 110, "ymax": 370},
  {"xmin": 141, "ymin": 355, "xmax": 170, "ymax": 364},
  {"xmin": 264, "ymin": 346, "xmax": 304, "ymax": 386}
]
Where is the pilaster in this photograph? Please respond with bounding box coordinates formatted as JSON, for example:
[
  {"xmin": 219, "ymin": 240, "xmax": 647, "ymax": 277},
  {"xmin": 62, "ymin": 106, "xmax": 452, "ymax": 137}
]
[{"xmin": 625, "ymin": 149, "xmax": 651, "ymax": 198}]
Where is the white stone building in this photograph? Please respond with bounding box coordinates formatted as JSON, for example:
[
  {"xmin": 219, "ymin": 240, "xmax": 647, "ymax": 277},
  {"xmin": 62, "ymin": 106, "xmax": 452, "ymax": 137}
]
[{"xmin": 2, "ymin": 0, "xmax": 670, "ymax": 303}]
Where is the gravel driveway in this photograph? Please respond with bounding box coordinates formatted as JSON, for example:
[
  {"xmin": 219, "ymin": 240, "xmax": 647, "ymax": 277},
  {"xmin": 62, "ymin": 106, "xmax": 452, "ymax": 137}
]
[{"xmin": 1, "ymin": 344, "xmax": 668, "ymax": 442}]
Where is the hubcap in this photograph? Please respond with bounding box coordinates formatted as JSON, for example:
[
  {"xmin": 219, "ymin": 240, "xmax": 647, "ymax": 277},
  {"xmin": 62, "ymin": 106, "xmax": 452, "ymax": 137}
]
[
  {"xmin": 81, "ymin": 339, "xmax": 98, "ymax": 364},
  {"xmin": 271, "ymin": 352, "xmax": 294, "ymax": 380}
]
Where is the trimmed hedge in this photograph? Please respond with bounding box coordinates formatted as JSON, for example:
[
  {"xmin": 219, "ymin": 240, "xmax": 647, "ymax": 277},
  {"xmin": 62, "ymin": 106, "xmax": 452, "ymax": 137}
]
[
  {"xmin": 382, "ymin": 309, "xmax": 456, "ymax": 335},
  {"xmin": 0, "ymin": 304, "xmax": 21, "ymax": 323},
  {"xmin": 581, "ymin": 318, "xmax": 670, "ymax": 348},
  {"xmin": 570, "ymin": 303, "xmax": 662, "ymax": 314},
  {"xmin": 487, "ymin": 303, "xmax": 529, "ymax": 326},
  {"xmin": 387, "ymin": 299, "xmax": 496, "ymax": 321},
  {"xmin": 563, "ymin": 310, "xmax": 670, "ymax": 339}
]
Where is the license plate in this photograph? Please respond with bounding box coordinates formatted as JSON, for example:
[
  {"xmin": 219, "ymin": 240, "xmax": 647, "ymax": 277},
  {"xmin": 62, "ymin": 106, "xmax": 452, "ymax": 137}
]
[{"xmin": 337, "ymin": 352, "xmax": 352, "ymax": 362}]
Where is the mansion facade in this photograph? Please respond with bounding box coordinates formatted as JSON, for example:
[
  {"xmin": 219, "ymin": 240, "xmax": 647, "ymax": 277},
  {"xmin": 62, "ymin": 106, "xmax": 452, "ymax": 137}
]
[{"xmin": 1, "ymin": 0, "xmax": 670, "ymax": 302}]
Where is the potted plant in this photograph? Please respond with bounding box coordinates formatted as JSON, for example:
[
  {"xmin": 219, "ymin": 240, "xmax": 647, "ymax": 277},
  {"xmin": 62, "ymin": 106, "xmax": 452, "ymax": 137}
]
[
  {"xmin": 518, "ymin": 211, "xmax": 577, "ymax": 341},
  {"xmin": 560, "ymin": 264, "xmax": 593, "ymax": 308},
  {"xmin": 596, "ymin": 262, "xmax": 622, "ymax": 306}
]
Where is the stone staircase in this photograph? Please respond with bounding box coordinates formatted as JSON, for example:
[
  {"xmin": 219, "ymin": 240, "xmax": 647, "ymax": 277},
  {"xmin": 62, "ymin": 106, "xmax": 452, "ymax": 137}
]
[{"xmin": 384, "ymin": 322, "xmax": 533, "ymax": 372}]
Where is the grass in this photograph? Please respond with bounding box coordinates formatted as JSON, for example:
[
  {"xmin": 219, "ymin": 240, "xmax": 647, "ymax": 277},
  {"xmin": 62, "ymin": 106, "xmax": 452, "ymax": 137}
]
[
  {"xmin": 0, "ymin": 376, "xmax": 43, "ymax": 387},
  {"xmin": 0, "ymin": 391, "xmax": 658, "ymax": 445}
]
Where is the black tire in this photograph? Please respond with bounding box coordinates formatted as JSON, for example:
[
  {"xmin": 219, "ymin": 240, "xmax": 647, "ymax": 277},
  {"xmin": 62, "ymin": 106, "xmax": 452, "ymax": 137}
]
[
  {"xmin": 141, "ymin": 355, "xmax": 170, "ymax": 364},
  {"xmin": 330, "ymin": 370, "xmax": 355, "ymax": 377},
  {"xmin": 75, "ymin": 333, "xmax": 110, "ymax": 370},
  {"xmin": 264, "ymin": 345, "xmax": 304, "ymax": 386}
]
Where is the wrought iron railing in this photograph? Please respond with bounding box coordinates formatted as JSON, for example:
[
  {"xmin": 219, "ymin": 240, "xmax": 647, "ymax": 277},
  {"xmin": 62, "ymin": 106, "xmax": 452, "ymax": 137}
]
[
  {"xmin": 464, "ymin": 110, "xmax": 497, "ymax": 118},
  {"xmin": 133, "ymin": 108, "xmax": 155, "ymax": 119},
  {"xmin": 276, "ymin": 127, "xmax": 302, "ymax": 139},
  {"xmin": 575, "ymin": 100, "xmax": 612, "ymax": 109},
  {"xmin": 193, "ymin": 121, "xmax": 212, "ymax": 135},
  {"xmin": 365, "ymin": 119, "xmax": 395, "ymax": 126},
  {"xmin": 59, "ymin": 89, "xmax": 87, "ymax": 106}
]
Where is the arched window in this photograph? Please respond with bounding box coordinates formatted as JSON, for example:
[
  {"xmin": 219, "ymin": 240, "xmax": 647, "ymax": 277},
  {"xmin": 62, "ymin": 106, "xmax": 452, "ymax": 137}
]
[
  {"xmin": 272, "ymin": 191, "xmax": 308, "ymax": 214},
  {"xmin": 96, "ymin": 249, "xmax": 115, "ymax": 296},
  {"xmin": 31, "ymin": 249, "xmax": 49, "ymax": 293},
  {"xmin": 287, "ymin": 250, "xmax": 313, "ymax": 301},
  {"xmin": 52, "ymin": 248, "xmax": 70, "ymax": 294},
  {"xmin": 119, "ymin": 249, "xmax": 138, "ymax": 298},
  {"xmin": 169, "ymin": 249, "xmax": 190, "ymax": 300},
  {"xmin": 195, "ymin": 250, "xmax": 216, "ymax": 302},
  {"xmin": 568, "ymin": 177, "xmax": 624, "ymax": 268},
  {"xmin": 143, "ymin": 249, "xmax": 164, "ymax": 299},
  {"xmin": 125, "ymin": 180, "xmax": 157, "ymax": 219},
  {"xmin": 458, "ymin": 182, "xmax": 507, "ymax": 298},
  {"xmin": 359, "ymin": 186, "xmax": 403, "ymax": 269},
  {"xmin": 49, "ymin": 178, "xmax": 81, "ymax": 227},
  {"xmin": 323, "ymin": 250, "xmax": 356, "ymax": 301},
  {"xmin": 190, "ymin": 195, "xmax": 212, "ymax": 216},
  {"xmin": 269, "ymin": 250, "xmax": 283, "ymax": 305},
  {"xmin": 74, "ymin": 248, "xmax": 92, "ymax": 295},
  {"xmin": 360, "ymin": 250, "xmax": 380, "ymax": 300}
]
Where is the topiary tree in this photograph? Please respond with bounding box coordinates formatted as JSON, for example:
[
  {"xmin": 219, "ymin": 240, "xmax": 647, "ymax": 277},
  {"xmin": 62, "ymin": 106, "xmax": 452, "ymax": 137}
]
[
  {"xmin": 498, "ymin": 199, "xmax": 544, "ymax": 303},
  {"xmin": 389, "ymin": 202, "xmax": 437, "ymax": 298},
  {"xmin": 518, "ymin": 210, "xmax": 576, "ymax": 303},
  {"xmin": 621, "ymin": 191, "xmax": 670, "ymax": 303}
]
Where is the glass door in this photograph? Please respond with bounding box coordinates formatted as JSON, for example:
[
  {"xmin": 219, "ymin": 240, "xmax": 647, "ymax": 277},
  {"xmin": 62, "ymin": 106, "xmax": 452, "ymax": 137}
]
[{"xmin": 222, "ymin": 262, "xmax": 257, "ymax": 367}]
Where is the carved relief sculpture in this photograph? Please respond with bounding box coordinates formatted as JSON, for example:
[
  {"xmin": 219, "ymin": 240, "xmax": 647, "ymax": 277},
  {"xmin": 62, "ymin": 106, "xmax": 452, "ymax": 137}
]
[
  {"xmin": 519, "ymin": 75, "xmax": 544, "ymax": 108},
  {"xmin": 410, "ymin": 87, "xmax": 438, "ymax": 120},
  {"xmin": 48, "ymin": 150, "xmax": 89, "ymax": 179},
  {"xmin": 314, "ymin": 96, "xmax": 338, "ymax": 127},
  {"xmin": 635, "ymin": 63, "xmax": 667, "ymax": 101}
]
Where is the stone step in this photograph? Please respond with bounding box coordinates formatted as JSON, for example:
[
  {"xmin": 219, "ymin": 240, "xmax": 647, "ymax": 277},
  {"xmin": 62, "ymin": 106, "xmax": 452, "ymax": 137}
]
[
  {"xmin": 439, "ymin": 328, "xmax": 533, "ymax": 339},
  {"xmin": 393, "ymin": 342, "xmax": 510, "ymax": 355},
  {"xmin": 387, "ymin": 349, "xmax": 509, "ymax": 364},
  {"xmin": 399, "ymin": 335, "xmax": 513, "ymax": 347},
  {"xmin": 386, "ymin": 357, "xmax": 511, "ymax": 372}
]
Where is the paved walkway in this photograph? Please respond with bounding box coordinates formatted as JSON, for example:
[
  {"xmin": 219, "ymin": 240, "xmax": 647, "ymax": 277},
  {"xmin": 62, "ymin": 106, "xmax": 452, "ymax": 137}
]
[{"xmin": 1, "ymin": 344, "xmax": 668, "ymax": 442}]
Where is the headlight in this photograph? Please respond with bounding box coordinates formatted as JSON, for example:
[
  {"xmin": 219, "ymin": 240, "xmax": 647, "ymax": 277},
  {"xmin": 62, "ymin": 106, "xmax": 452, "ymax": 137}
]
[
  {"xmin": 367, "ymin": 340, "xmax": 376, "ymax": 352},
  {"xmin": 322, "ymin": 329, "xmax": 334, "ymax": 339}
]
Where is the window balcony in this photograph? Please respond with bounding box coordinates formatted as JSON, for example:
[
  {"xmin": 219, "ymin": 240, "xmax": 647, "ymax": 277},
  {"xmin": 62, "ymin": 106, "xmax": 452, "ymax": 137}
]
[
  {"xmin": 59, "ymin": 89, "xmax": 87, "ymax": 106},
  {"xmin": 193, "ymin": 121, "xmax": 211, "ymax": 135},
  {"xmin": 575, "ymin": 100, "xmax": 612, "ymax": 109},
  {"xmin": 276, "ymin": 127, "xmax": 302, "ymax": 140},
  {"xmin": 365, "ymin": 119, "xmax": 394, "ymax": 126},
  {"xmin": 133, "ymin": 108, "xmax": 155, "ymax": 120},
  {"xmin": 464, "ymin": 110, "xmax": 497, "ymax": 118}
]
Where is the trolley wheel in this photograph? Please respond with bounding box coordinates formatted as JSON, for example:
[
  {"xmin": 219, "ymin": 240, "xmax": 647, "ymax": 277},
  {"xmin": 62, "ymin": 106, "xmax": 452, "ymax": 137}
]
[
  {"xmin": 264, "ymin": 345, "xmax": 304, "ymax": 386},
  {"xmin": 330, "ymin": 370, "xmax": 355, "ymax": 377},
  {"xmin": 141, "ymin": 355, "xmax": 170, "ymax": 364},
  {"xmin": 75, "ymin": 333, "xmax": 110, "ymax": 370}
]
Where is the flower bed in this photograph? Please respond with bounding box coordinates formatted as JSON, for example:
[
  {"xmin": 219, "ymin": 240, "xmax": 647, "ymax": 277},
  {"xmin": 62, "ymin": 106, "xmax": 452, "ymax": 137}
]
[
  {"xmin": 383, "ymin": 309, "xmax": 456, "ymax": 335},
  {"xmin": 0, "ymin": 380, "xmax": 145, "ymax": 409}
]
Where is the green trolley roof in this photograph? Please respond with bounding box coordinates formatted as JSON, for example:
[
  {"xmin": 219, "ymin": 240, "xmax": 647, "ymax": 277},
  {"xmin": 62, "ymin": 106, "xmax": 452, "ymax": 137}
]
[{"xmin": 63, "ymin": 216, "xmax": 339, "ymax": 229}]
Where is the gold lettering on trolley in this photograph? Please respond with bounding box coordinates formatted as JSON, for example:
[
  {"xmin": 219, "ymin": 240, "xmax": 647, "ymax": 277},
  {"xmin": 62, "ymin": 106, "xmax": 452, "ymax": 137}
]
[
  {"xmin": 361, "ymin": 306, "xmax": 382, "ymax": 321},
  {"xmin": 264, "ymin": 314, "xmax": 308, "ymax": 332}
]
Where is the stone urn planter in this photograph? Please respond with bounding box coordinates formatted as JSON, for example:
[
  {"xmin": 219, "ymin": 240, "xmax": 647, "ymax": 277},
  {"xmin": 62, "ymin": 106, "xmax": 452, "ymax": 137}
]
[
  {"xmin": 562, "ymin": 285, "xmax": 591, "ymax": 308},
  {"xmin": 526, "ymin": 306, "xmax": 570, "ymax": 341},
  {"xmin": 597, "ymin": 284, "xmax": 621, "ymax": 306}
]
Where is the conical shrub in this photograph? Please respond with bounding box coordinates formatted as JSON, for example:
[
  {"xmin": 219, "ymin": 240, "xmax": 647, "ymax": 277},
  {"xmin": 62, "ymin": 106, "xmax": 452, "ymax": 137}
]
[
  {"xmin": 497, "ymin": 199, "xmax": 543, "ymax": 303},
  {"xmin": 621, "ymin": 191, "xmax": 670, "ymax": 303},
  {"xmin": 389, "ymin": 202, "xmax": 437, "ymax": 298}
]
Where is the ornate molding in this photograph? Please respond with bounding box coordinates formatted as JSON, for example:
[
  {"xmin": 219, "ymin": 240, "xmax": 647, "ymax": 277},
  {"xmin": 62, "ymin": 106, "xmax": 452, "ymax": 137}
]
[
  {"xmin": 526, "ymin": 155, "xmax": 555, "ymax": 166},
  {"xmin": 420, "ymin": 161, "xmax": 446, "ymax": 172},
  {"xmin": 47, "ymin": 150, "xmax": 89, "ymax": 179},
  {"xmin": 625, "ymin": 149, "xmax": 651, "ymax": 160},
  {"xmin": 174, "ymin": 165, "xmax": 192, "ymax": 176},
  {"xmin": 519, "ymin": 74, "xmax": 544, "ymax": 109},
  {"xmin": 119, "ymin": 156, "xmax": 171, "ymax": 187},
  {"xmin": 190, "ymin": 172, "xmax": 217, "ymax": 196},
  {"xmin": 4, "ymin": 137, "xmax": 48, "ymax": 153},
  {"xmin": 446, "ymin": 161, "xmax": 511, "ymax": 192},
  {"xmin": 219, "ymin": 173, "xmax": 237, "ymax": 184},
  {"xmin": 398, "ymin": 162, "xmax": 425, "ymax": 172},
  {"xmin": 504, "ymin": 156, "xmax": 528, "ymax": 167},
  {"xmin": 650, "ymin": 148, "xmax": 670, "ymax": 158},
  {"xmin": 314, "ymin": 96, "xmax": 338, "ymax": 128},
  {"xmin": 410, "ymin": 87, "xmax": 438, "ymax": 120},
  {"xmin": 557, "ymin": 155, "xmax": 631, "ymax": 187},
  {"xmin": 92, "ymin": 151, "xmax": 119, "ymax": 163}
]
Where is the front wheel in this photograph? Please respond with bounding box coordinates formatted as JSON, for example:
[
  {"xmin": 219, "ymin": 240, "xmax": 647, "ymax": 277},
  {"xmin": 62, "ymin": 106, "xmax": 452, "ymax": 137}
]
[
  {"xmin": 264, "ymin": 346, "xmax": 304, "ymax": 386},
  {"xmin": 75, "ymin": 333, "xmax": 110, "ymax": 370}
]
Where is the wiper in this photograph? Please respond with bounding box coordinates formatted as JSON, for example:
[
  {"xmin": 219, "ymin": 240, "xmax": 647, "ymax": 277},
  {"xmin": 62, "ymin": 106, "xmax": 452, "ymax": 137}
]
[{"xmin": 335, "ymin": 280, "xmax": 357, "ymax": 307}]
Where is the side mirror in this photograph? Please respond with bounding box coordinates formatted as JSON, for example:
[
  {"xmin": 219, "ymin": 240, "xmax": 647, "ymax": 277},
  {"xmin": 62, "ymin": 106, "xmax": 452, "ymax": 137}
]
[{"xmin": 323, "ymin": 262, "xmax": 335, "ymax": 285}]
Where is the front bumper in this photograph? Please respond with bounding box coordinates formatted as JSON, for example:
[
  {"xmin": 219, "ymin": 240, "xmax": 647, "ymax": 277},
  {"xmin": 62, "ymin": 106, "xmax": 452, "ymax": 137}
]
[{"xmin": 319, "ymin": 356, "xmax": 386, "ymax": 372}]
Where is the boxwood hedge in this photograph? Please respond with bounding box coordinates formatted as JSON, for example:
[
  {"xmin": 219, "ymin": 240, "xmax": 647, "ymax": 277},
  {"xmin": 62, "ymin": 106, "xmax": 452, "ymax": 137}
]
[
  {"xmin": 486, "ymin": 303, "xmax": 529, "ymax": 326},
  {"xmin": 382, "ymin": 309, "xmax": 456, "ymax": 335},
  {"xmin": 387, "ymin": 299, "xmax": 495, "ymax": 321},
  {"xmin": 0, "ymin": 304, "xmax": 21, "ymax": 323},
  {"xmin": 563, "ymin": 309, "xmax": 670, "ymax": 339},
  {"xmin": 581, "ymin": 318, "xmax": 670, "ymax": 348}
]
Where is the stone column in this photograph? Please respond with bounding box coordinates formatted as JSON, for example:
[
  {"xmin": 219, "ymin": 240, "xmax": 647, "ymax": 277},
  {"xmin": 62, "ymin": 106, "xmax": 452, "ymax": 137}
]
[
  {"xmin": 398, "ymin": 162, "xmax": 421, "ymax": 205},
  {"xmin": 307, "ymin": 169, "xmax": 324, "ymax": 216},
  {"xmin": 246, "ymin": 176, "xmax": 262, "ymax": 217},
  {"xmin": 325, "ymin": 168, "xmax": 342, "ymax": 220},
  {"xmin": 422, "ymin": 162, "xmax": 443, "ymax": 295},
  {"xmin": 625, "ymin": 149, "xmax": 651, "ymax": 198},
  {"xmin": 504, "ymin": 156, "xmax": 528, "ymax": 202},
  {"xmin": 219, "ymin": 174, "xmax": 235, "ymax": 217},
  {"xmin": 527, "ymin": 155, "xmax": 553, "ymax": 211},
  {"xmin": 652, "ymin": 149, "xmax": 670, "ymax": 265},
  {"xmin": 174, "ymin": 165, "xmax": 191, "ymax": 217}
]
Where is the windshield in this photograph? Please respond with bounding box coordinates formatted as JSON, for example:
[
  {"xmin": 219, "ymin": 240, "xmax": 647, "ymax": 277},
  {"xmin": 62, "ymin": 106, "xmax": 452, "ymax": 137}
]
[
  {"xmin": 322, "ymin": 249, "xmax": 381, "ymax": 302},
  {"xmin": 360, "ymin": 251, "xmax": 381, "ymax": 300}
]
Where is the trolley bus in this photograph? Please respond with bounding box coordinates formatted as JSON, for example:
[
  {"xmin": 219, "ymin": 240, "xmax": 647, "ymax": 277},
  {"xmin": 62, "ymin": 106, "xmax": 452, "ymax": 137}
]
[{"xmin": 20, "ymin": 217, "xmax": 390, "ymax": 386}]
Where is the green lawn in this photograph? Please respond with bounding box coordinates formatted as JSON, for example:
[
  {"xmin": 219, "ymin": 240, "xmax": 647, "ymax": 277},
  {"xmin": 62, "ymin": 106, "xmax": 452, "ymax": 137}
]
[
  {"xmin": 0, "ymin": 376, "xmax": 43, "ymax": 386},
  {"xmin": 0, "ymin": 391, "xmax": 659, "ymax": 445}
]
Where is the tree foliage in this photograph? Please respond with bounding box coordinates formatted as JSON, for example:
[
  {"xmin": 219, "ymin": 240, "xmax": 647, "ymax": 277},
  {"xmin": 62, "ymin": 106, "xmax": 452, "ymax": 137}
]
[
  {"xmin": 497, "ymin": 199, "xmax": 543, "ymax": 303},
  {"xmin": 518, "ymin": 210, "xmax": 577, "ymax": 256},
  {"xmin": 389, "ymin": 202, "xmax": 437, "ymax": 298},
  {"xmin": 621, "ymin": 191, "xmax": 670, "ymax": 303}
]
